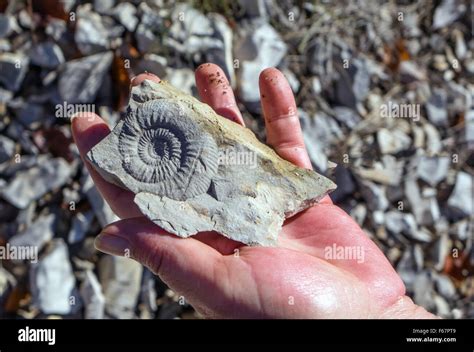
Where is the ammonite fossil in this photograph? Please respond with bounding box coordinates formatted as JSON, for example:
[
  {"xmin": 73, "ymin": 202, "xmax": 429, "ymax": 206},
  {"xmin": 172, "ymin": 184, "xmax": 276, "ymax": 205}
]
[
  {"xmin": 87, "ymin": 79, "xmax": 336, "ymax": 246},
  {"xmin": 118, "ymin": 100, "xmax": 218, "ymax": 200}
]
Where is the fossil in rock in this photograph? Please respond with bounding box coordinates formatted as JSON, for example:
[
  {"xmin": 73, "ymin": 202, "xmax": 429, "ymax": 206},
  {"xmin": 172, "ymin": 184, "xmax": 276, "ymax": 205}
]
[
  {"xmin": 87, "ymin": 79, "xmax": 336, "ymax": 246},
  {"xmin": 118, "ymin": 99, "xmax": 219, "ymax": 199}
]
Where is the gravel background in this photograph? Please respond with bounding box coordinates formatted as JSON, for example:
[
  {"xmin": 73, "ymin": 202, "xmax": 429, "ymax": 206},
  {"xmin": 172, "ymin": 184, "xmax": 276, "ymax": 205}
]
[{"xmin": 0, "ymin": 0, "xmax": 472, "ymax": 319}]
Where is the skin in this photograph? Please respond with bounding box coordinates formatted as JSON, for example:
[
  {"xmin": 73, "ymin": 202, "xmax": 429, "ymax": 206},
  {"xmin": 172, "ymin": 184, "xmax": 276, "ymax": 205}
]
[{"xmin": 71, "ymin": 64, "xmax": 437, "ymax": 319}]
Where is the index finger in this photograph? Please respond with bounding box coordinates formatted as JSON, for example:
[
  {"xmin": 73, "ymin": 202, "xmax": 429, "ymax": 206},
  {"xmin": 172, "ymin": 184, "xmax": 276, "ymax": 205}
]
[{"xmin": 259, "ymin": 68, "xmax": 332, "ymax": 204}]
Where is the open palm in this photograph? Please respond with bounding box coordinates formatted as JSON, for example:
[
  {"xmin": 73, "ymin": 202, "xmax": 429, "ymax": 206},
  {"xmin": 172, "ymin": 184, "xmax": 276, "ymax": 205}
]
[{"xmin": 72, "ymin": 64, "xmax": 434, "ymax": 319}]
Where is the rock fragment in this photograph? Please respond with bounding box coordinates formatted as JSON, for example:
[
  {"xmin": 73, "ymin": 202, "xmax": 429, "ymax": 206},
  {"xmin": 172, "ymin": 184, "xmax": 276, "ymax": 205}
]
[
  {"xmin": 377, "ymin": 128, "xmax": 411, "ymax": 154},
  {"xmin": 1, "ymin": 157, "xmax": 72, "ymax": 209},
  {"xmin": 30, "ymin": 239, "xmax": 78, "ymax": 315},
  {"xmin": 0, "ymin": 135, "xmax": 15, "ymax": 164},
  {"xmin": 29, "ymin": 41, "xmax": 65, "ymax": 69},
  {"xmin": 98, "ymin": 256, "xmax": 143, "ymax": 319},
  {"xmin": 80, "ymin": 269, "xmax": 105, "ymax": 319},
  {"xmin": 9, "ymin": 213, "xmax": 55, "ymax": 251},
  {"xmin": 87, "ymin": 80, "xmax": 336, "ymax": 246},
  {"xmin": 111, "ymin": 2, "xmax": 138, "ymax": 32},
  {"xmin": 68, "ymin": 211, "xmax": 94, "ymax": 244},
  {"xmin": 58, "ymin": 51, "xmax": 113, "ymax": 104},
  {"xmin": 235, "ymin": 21, "xmax": 287, "ymax": 110},
  {"xmin": 432, "ymin": 0, "xmax": 466, "ymax": 29},
  {"xmin": 417, "ymin": 155, "xmax": 450, "ymax": 186},
  {"xmin": 0, "ymin": 52, "xmax": 29, "ymax": 92},
  {"xmin": 447, "ymin": 172, "xmax": 473, "ymax": 216}
]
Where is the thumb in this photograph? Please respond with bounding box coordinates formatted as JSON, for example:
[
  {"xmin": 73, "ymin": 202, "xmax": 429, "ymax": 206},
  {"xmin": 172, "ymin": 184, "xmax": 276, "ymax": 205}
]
[{"xmin": 95, "ymin": 217, "xmax": 227, "ymax": 316}]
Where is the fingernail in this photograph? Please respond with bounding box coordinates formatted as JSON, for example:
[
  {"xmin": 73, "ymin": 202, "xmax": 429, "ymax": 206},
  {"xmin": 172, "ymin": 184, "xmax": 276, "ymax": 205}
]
[
  {"xmin": 94, "ymin": 233, "xmax": 131, "ymax": 257},
  {"xmin": 70, "ymin": 112, "xmax": 80, "ymax": 123}
]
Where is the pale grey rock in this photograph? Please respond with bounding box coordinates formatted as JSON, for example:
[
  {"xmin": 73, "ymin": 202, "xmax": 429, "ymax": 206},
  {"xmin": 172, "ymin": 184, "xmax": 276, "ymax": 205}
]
[
  {"xmin": 333, "ymin": 106, "xmax": 361, "ymax": 129},
  {"xmin": 99, "ymin": 256, "xmax": 142, "ymax": 319},
  {"xmin": 350, "ymin": 203, "xmax": 367, "ymax": 225},
  {"xmin": 135, "ymin": 2, "xmax": 163, "ymax": 53},
  {"xmin": 140, "ymin": 269, "xmax": 157, "ymax": 315},
  {"xmin": 397, "ymin": 249, "xmax": 419, "ymax": 290},
  {"xmin": 447, "ymin": 171, "xmax": 473, "ymax": 216},
  {"xmin": 311, "ymin": 77, "xmax": 322, "ymax": 94},
  {"xmin": 300, "ymin": 110, "xmax": 342, "ymax": 172},
  {"xmin": 239, "ymin": 0, "xmax": 268, "ymax": 18},
  {"xmin": 30, "ymin": 239, "xmax": 77, "ymax": 315},
  {"xmin": 282, "ymin": 69, "xmax": 300, "ymax": 93},
  {"xmin": 0, "ymin": 135, "xmax": 15, "ymax": 164},
  {"xmin": 9, "ymin": 214, "xmax": 55, "ymax": 251},
  {"xmin": 59, "ymin": 52, "xmax": 113, "ymax": 104},
  {"xmin": 75, "ymin": 4, "xmax": 119, "ymax": 55},
  {"xmin": 351, "ymin": 58, "xmax": 370, "ymax": 103},
  {"xmin": 166, "ymin": 5, "xmax": 234, "ymax": 85},
  {"xmin": 433, "ymin": 294, "xmax": 451, "ymax": 317},
  {"xmin": 355, "ymin": 156, "xmax": 404, "ymax": 186},
  {"xmin": 432, "ymin": 0, "xmax": 466, "ymax": 29},
  {"xmin": 377, "ymin": 128, "xmax": 411, "ymax": 154},
  {"xmin": 45, "ymin": 18, "xmax": 67, "ymax": 41},
  {"xmin": 111, "ymin": 2, "xmax": 138, "ymax": 32},
  {"xmin": 405, "ymin": 176, "xmax": 440, "ymax": 226},
  {"xmin": 426, "ymin": 89, "xmax": 448, "ymax": 127},
  {"xmin": 135, "ymin": 23, "xmax": 156, "ymax": 53},
  {"xmin": 413, "ymin": 271, "xmax": 435, "ymax": 311},
  {"xmin": 168, "ymin": 4, "xmax": 214, "ymax": 47},
  {"xmin": 424, "ymin": 123, "xmax": 442, "ymax": 154},
  {"xmin": 0, "ymin": 87, "xmax": 12, "ymax": 104},
  {"xmin": 453, "ymin": 29, "xmax": 467, "ymax": 59},
  {"xmin": 94, "ymin": 0, "xmax": 115, "ymax": 13},
  {"xmin": 29, "ymin": 41, "xmax": 65, "ymax": 69},
  {"xmin": 450, "ymin": 219, "xmax": 469, "ymax": 241},
  {"xmin": 1, "ymin": 158, "xmax": 73, "ymax": 209},
  {"xmin": 433, "ymin": 273, "xmax": 456, "ymax": 299},
  {"xmin": 359, "ymin": 180, "xmax": 388, "ymax": 211},
  {"xmin": 15, "ymin": 202, "xmax": 36, "ymax": 227},
  {"xmin": 68, "ymin": 210, "xmax": 94, "ymax": 244},
  {"xmin": 0, "ymin": 52, "xmax": 29, "ymax": 92},
  {"xmin": 384, "ymin": 210, "xmax": 419, "ymax": 240},
  {"xmin": 399, "ymin": 61, "xmax": 427, "ymax": 83},
  {"xmin": 165, "ymin": 68, "xmax": 195, "ymax": 96},
  {"xmin": 235, "ymin": 21, "xmax": 287, "ymax": 107},
  {"xmin": 410, "ymin": 228, "xmax": 433, "ymax": 243},
  {"xmin": 0, "ymin": 14, "xmax": 14, "ymax": 38},
  {"xmin": 417, "ymin": 155, "xmax": 450, "ymax": 186},
  {"xmin": 87, "ymin": 80, "xmax": 336, "ymax": 246},
  {"xmin": 413, "ymin": 245, "xmax": 424, "ymax": 271},
  {"xmin": 80, "ymin": 269, "xmax": 105, "ymax": 319}
]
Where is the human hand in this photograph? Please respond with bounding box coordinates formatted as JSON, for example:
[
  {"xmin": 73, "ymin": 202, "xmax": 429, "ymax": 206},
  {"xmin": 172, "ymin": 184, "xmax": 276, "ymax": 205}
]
[{"xmin": 72, "ymin": 63, "xmax": 436, "ymax": 319}]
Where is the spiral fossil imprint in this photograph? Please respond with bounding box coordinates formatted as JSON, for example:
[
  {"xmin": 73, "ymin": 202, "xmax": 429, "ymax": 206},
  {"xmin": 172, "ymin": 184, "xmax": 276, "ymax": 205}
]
[{"xmin": 119, "ymin": 99, "xmax": 219, "ymax": 200}]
